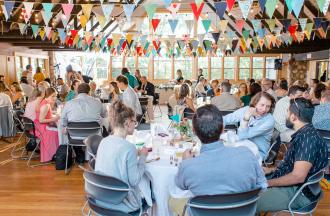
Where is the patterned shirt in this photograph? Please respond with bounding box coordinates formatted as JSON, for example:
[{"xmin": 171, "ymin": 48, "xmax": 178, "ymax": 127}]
[
  {"xmin": 312, "ymin": 103, "xmax": 330, "ymax": 131},
  {"xmin": 272, "ymin": 124, "xmax": 328, "ymax": 180}
]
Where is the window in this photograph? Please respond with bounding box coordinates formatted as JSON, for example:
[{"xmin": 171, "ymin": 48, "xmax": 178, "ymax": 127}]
[
  {"xmin": 198, "ymin": 57, "xmax": 208, "ymax": 80},
  {"xmin": 22, "ymin": 57, "xmax": 29, "ymax": 69},
  {"xmin": 210, "ymin": 57, "xmax": 222, "ymax": 80},
  {"xmin": 31, "ymin": 58, "xmax": 38, "ymax": 71},
  {"xmin": 266, "ymin": 57, "xmax": 277, "ymax": 80},
  {"xmin": 15, "ymin": 57, "xmax": 23, "ymax": 80},
  {"xmin": 126, "ymin": 57, "xmax": 135, "ymax": 73},
  {"xmin": 224, "ymin": 57, "xmax": 235, "ymax": 80},
  {"xmin": 239, "ymin": 57, "xmax": 250, "ymax": 80},
  {"xmin": 154, "ymin": 57, "xmax": 171, "ymax": 80},
  {"xmin": 252, "ymin": 57, "xmax": 264, "ymax": 80},
  {"xmin": 175, "ymin": 57, "xmax": 193, "ymax": 80},
  {"xmin": 138, "ymin": 57, "xmax": 149, "ymax": 77},
  {"xmin": 112, "ymin": 56, "xmax": 123, "ymax": 79},
  {"xmin": 38, "ymin": 59, "xmax": 45, "ymax": 69},
  {"xmin": 95, "ymin": 56, "xmax": 109, "ymax": 83}
]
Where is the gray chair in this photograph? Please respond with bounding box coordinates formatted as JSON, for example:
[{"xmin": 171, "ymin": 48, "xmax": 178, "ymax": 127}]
[
  {"xmin": 274, "ymin": 169, "xmax": 325, "ymax": 216},
  {"xmin": 182, "ymin": 188, "xmax": 261, "ymax": 216},
  {"xmin": 82, "ymin": 170, "xmax": 145, "ymax": 216},
  {"xmin": 65, "ymin": 122, "xmax": 101, "ymax": 174},
  {"xmin": 139, "ymin": 97, "xmax": 151, "ymax": 124},
  {"xmin": 263, "ymin": 130, "xmax": 280, "ymax": 167},
  {"xmin": 84, "ymin": 134, "xmax": 103, "ymax": 170},
  {"xmin": 0, "ymin": 106, "xmax": 16, "ymax": 138}
]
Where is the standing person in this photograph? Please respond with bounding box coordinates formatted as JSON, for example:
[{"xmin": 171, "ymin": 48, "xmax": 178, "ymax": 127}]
[
  {"xmin": 22, "ymin": 65, "xmax": 33, "ymax": 85},
  {"xmin": 309, "ymin": 78, "xmax": 319, "ymax": 100},
  {"xmin": 257, "ymin": 98, "xmax": 328, "ymax": 213},
  {"xmin": 65, "ymin": 79, "xmax": 80, "ymax": 102},
  {"xmin": 235, "ymin": 83, "xmax": 248, "ymax": 101},
  {"xmin": 223, "ymin": 92, "xmax": 275, "ymax": 159},
  {"xmin": 34, "ymin": 88, "xmax": 60, "ymax": 162},
  {"xmin": 121, "ymin": 68, "xmax": 139, "ymax": 90},
  {"xmin": 33, "ymin": 67, "xmax": 45, "ymax": 84},
  {"xmin": 261, "ymin": 78, "xmax": 277, "ymax": 101},
  {"xmin": 134, "ymin": 69, "xmax": 142, "ymax": 88},
  {"xmin": 169, "ymin": 104, "xmax": 267, "ymax": 215},
  {"xmin": 95, "ymin": 100, "xmax": 148, "ymax": 213},
  {"xmin": 56, "ymin": 77, "xmax": 69, "ymax": 100}
]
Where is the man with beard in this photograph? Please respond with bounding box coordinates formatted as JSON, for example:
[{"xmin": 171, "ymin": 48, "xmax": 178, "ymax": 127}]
[{"xmin": 257, "ymin": 98, "xmax": 328, "ymax": 213}]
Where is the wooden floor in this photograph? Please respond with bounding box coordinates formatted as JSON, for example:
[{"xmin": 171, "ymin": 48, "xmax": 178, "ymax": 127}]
[{"xmin": 0, "ymin": 132, "xmax": 329, "ymax": 215}]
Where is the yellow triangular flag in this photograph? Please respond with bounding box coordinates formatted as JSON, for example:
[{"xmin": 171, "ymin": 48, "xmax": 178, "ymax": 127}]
[
  {"xmin": 39, "ymin": 28, "xmax": 46, "ymax": 39},
  {"xmin": 80, "ymin": 15, "xmax": 88, "ymax": 29},
  {"xmin": 81, "ymin": 4, "xmax": 93, "ymax": 20},
  {"xmin": 112, "ymin": 33, "xmax": 122, "ymax": 46},
  {"xmin": 126, "ymin": 33, "xmax": 133, "ymax": 44},
  {"xmin": 73, "ymin": 34, "xmax": 80, "ymax": 46},
  {"xmin": 97, "ymin": 15, "xmax": 106, "ymax": 28},
  {"xmin": 52, "ymin": 31, "xmax": 58, "ymax": 43}
]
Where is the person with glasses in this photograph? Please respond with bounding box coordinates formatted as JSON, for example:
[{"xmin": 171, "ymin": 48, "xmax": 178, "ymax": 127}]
[
  {"xmin": 223, "ymin": 92, "xmax": 276, "ymax": 159},
  {"xmin": 261, "ymin": 78, "xmax": 277, "ymax": 101},
  {"xmin": 257, "ymin": 98, "xmax": 328, "ymax": 213},
  {"xmin": 273, "ymin": 85, "xmax": 305, "ymax": 142},
  {"xmin": 95, "ymin": 100, "xmax": 148, "ymax": 213}
]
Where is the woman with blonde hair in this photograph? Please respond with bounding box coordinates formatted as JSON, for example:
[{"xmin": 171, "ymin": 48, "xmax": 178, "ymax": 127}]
[
  {"xmin": 108, "ymin": 81, "xmax": 121, "ymax": 102},
  {"xmin": 235, "ymin": 83, "xmax": 248, "ymax": 100},
  {"xmin": 10, "ymin": 82, "xmax": 25, "ymax": 109}
]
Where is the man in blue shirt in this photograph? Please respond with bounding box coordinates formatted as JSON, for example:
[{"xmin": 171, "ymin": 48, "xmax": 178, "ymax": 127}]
[
  {"xmin": 312, "ymin": 89, "xmax": 330, "ymax": 131},
  {"xmin": 257, "ymin": 98, "xmax": 328, "ymax": 213},
  {"xmin": 169, "ymin": 104, "xmax": 267, "ymax": 215}
]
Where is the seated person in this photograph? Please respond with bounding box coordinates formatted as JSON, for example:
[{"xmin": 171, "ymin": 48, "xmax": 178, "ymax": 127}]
[
  {"xmin": 10, "ymin": 82, "xmax": 25, "ymax": 109},
  {"xmin": 195, "ymin": 76, "xmax": 207, "ymax": 97},
  {"xmin": 261, "ymin": 78, "xmax": 277, "ymax": 101},
  {"xmin": 20, "ymin": 77, "xmax": 34, "ymax": 99},
  {"xmin": 211, "ymin": 82, "xmax": 240, "ymax": 111},
  {"xmin": 108, "ymin": 81, "xmax": 121, "ymax": 103},
  {"xmin": 273, "ymin": 85, "xmax": 305, "ymax": 142},
  {"xmin": 169, "ymin": 104, "xmax": 267, "ymax": 215},
  {"xmin": 257, "ymin": 98, "xmax": 328, "ymax": 213},
  {"xmin": 241, "ymin": 82, "xmax": 262, "ymax": 106},
  {"xmin": 177, "ymin": 83, "xmax": 195, "ymax": 116},
  {"xmin": 34, "ymin": 88, "xmax": 60, "ymax": 162},
  {"xmin": 206, "ymin": 79, "xmax": 220, "ymax": 98},
  {"xmin": 89, "ymin": 81, "xmax": 98, "ymax": 97},
  {"xmin": 138, "ymin": 76, "xmax": 155, "ymax": 98},
  {"xmin": 61, "ymin": 83, "xmax": 108, "ymax": 163},
  {"xmin": 223, "ymin": 92, "xmax": 275, "ymax": 159},
  {"xmin": 235, "ymin": 83, "xmax": 248, "ymax": 101},
  {"xmin": 0, "ymin": 81, "xmax": 12, "ymax": 108},
  {"xmin": 116, "ymin": 75, "xmax": 142, "ymax": 117},
  {"xmin": 65, "ymin": 79, "xmax": 80, "ymax": 102},
  {"xmin": 312, "ymin": 89, "xmax": 330, "ymax": 131},
  {"xmin": 56, "ymin": 77, "xmax": 69, "ymax": 100},
  {"xmin": 311, "ymin": 83, "xmax": 326, "ymax": 105},
  {"xmin": 95, "ymin": 100, "xmax": 148, "ymax": 213}
]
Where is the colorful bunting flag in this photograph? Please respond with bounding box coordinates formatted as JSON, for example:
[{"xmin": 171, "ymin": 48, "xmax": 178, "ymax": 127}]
[
  {"xmin": 285, "ymin": 0, "xmax": 293, "ymax": 12},
  {"xmin": 23, "ymin": 2, "xmax": 34, "ymax": 23},
  {"xmin": 167, "ymin": 3, "xmax": 181, "ymax": 18},
  {"xmin": 102, "ymin": 4, "xmax": 114, "ymax": 20},
  {"xmin": 97, "ymin": 15, "xmax": 106, "ymax": 28},
  {"xmin": 123, "ymin": 4, "xmax": 135, "ymax": 22},
  {"xmin": 162, "ymin": 0, "xmax": 172, "ymax": 8},
  {"xmin": 57, "ymin": 28, "xmax": 67, "ymax": 43},
  {"xmin": 321, "ymin": 1, "xmax": 330, "ymax": 14},
  {"xmin": 190, "ymin": 2, "xmax": 204, "ymax": 21},
  {"xmin": 3, "ymin": 1, "xmax": 15, "ymax": 20},
  {"xmin": 151, "ymin": 18, "xmax": 161, "ymax": 32},
  {"xmin": 226, "ymin": 0, "xmax": 236, "ymax": 12},
  {"xmin": 299, "ymin": 18, "xmax": 307, "ymax": 30},
  {"xmin": 202, "ymin": 19, "xmax": 211, "ymax": 33},
  {"xmin": 18, "ymin": 23, "xmax": 26, "ymax": 35},
  {"xmin": 304, "ymin": 22, "xmax": 313, "ymax": 40},
  {"xmin": 41, "ymin": 3, "xmax": 53, "ymax": 25},
  {"xmin": 265, "ymin": 0, "xmax": 278, "ymax": 18},
  {"xmin": 321, "ymin": 21, "xmax": 329, "ymax": 33},
  {"xmin": 238, "ymin": 0, "xmax": 253, "ymax": 20},
  {"xmin": 292, "ymin": 0, "xmax": 304, "ymax": 18},
  {"xmin": 168, "ymin": 19, "xmax": 179, "ymax": 33},
  {"xmin": 316, "ymin": 0, "xmax": 326, "ymax": 12},
  {"xmin": 314, "ymin": 18, "xmax": 322, "ymax": 29},
  {"xmin": 212, "ymin": 32, "xmax": 221, "ymax": 43},
  {"xmin": 219, "ymin": 20, "xmax": 229, "ymax": 32},
  {"xmin": 259, "ymin": 0, "xmax": 267, "ymax": 11},
  {"xmin": 266, "ymin": 19, "xmax": 276, "ymax": 32},
  {"xmin": 251, "ymin": 19, "xmax": 262, "ymax": 31},
  {"xmin": 80, "ymin": 15, "xmax": 88, "ymax": 28},
  {"xmin": 282, "ymin": 19, "xmax": 291, "ymax": 31},
  {"xmin": 185, "ymin": 20, "xmax": 194, "ymax": 34},
  {"xmin": 242, "ymin": 29, "xmax": 251, "ymax": 40},
  {"xmin": 144, "ymin": 4, "xmax": 157, "ymax": 20},
  {"xmin": 236, "ymin": 20, "xmax": 245, "ymax": 33},
  {"xmin": 214, "ymin": 2, "xmax": 227, "ymax": 20},
  {"xmin": 31, "ymin": 25, "xmax": 39, "ymax": 38},
  {"xmin": 81, "ymin": 4, "xmax": 93, "ymax": 20},
  {"xmin": 61, "ymin": 4, "xmax": 74, "ymax": 20}
]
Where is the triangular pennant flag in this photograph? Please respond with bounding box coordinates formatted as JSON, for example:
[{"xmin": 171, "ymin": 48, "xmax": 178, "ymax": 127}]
[
  {"xmin": 191, "ymin": 40, "xmax": 199, "ymax": 50},
  {"xmin": 195, "ymin": 0, "xmax": 204, "ymax": 7},
  {"xmin": 97, "ymin": 15, "xmax": 106, "ymax": 28},
  {"xmin": 18, "ymin": 23, "xmax": 26, "ymax": 35},
  {"xmin": 288, "ymin": 24, "xmax": 298, "ymax": 41},
  {"xmin": 198, "ymin": 34, "xmax": 205, "ymax": 45},
  {"xmin": 211, "ymin": 32, "xmax": 221, "ymax": 43},
  {"xmin": 85, "ymin": 32, "xmax": 94, "ymax": 46},
  {"xmin": 321, "ymin": 0, "xmax": 330, "ymax": 14},
  {"xmin": 57, "ymin": 28, "xmax": 67, "ymax": 43},
  {"xmin": 123, "ymin": 4, "xmax": 135, "ymax": 22},
  {"xmin": 219, "ymin": 20, "xmax": 229, "ymax": 32},
  {"xmin": 202, "ymin": 19, "xmax": 211, "ymax": 33},
  {"xmin": 203, "ymin": 40, "xmax": 213, "ymax": 51},
  {"xmin": 167, "ymin": 3, "xmax": 181, "ymax": 18},
  {"xmin": 282, "ymin": 19, "xmax": 291, "ymax": 31},
  {"xmin": 61, "ymin": 4, "xmax": 74, "ymax": 20},
  {"xmin": 242, "ymin": 29, "xmax": 251, "ymax": 40},
  {"xmin": 316, "ymin": 0, "xmax": 326, "ymax": 12},
  {"xmin": 80, "ymin": 15, "xmax": 88, "ymax": 28},
  {"xmin": 140, "ymin": 35, "xmax": 148, "ymax": 46},
  {"xmin": 257, "ymin": 28, "xmax": 266, "ymax": 38},
  {"xmin": 214, "ymin": 2, "xmax": 227, "ymax": 19},
  {"xmin": 251, "ymin": 19, "xmax": 262, "ymax": 31},
  {"xmin": 1, "ymin": 5, "xmax": 9, "ymax": 20},
  {"xmin": 265, "ymin": 0, "xmax": 278, "ymax": 18},
  {"xmin": 81, "ymin": 4, "xmax": 93, "ymax": 20},
  {"xmin": 185, "ymin": 20, "xmax": 194, "ymax": 34},
  {"xmin": 285, "ymin": 0, "xmax": 293, "ymax": 12},
  {"xmin": 126, "ymin": 33, "xmax": 133, "ymax": 47},
  {"xmin": 227, "ymin": 0, "xmax": 236, "ymax": 12},
  {"xmin": 3, "ymin": 1, "xmax": 15, "ymax": 20},
  {"xmin": 70, "ymin": 30, "xmax": 78, "ymax": 39},
  {"xmin": 236, "ymin": 20, "xmax": 245, "ymax": 33},
  {"xmin": 321, "ymin": 21, "xmax": 329, "ymax": 33},
  {"xmin": 31, "ymin": 25, "xmax": 39, "ymax": 38},
  {"xmin": 144, "ymin": 4, "xmax": 157, "ymax": 20},
  {"xmin": 61, "ymin": 13, "xmax": 68, "ymax": 27},
  {"xmin": 168, "ymin": 19, "xmax": 178, "ymax": 33},
  {"xmin": 259, "ymin": 0, "xmax": 267, "ymax": 11},
  {"xmin": 102, "ymin": 4, "xmax": 114, "ymax": 20},
  {"xmin": 304, "ymin": 22, "xmax": 313, "ymax": 40},
  {"xmin": 239, "ymin": 0, "xmax": 253, "ymax": 20},
  {"xmin": 112, "ymin": 33, "xmax": 122, "ymax": 46},
  {"xmin": 23, "ymin": 2, "xmax": 34, "ymax": 23},
  {"xmin": 292, "ymin": 0, "xmax": 304, "ymax": 18},
  {"xmin": 162, "ymin": 0, "xmax": 172, "ymax": 8},
  {"xmin": 266, "ymin": 19, "xmax": 276, "ymax": 32},
  {"xmin": 299, "ymin": 18, "xmax": 307, "ymax": 30},
  {"xmin": 274, "ymin": 27, "xmax": 282, "ymax": 35},
  {"xmin": 39, "ymin": 28, "xmax": 45, "ymax": 40},
  {"xmin": 42, "ymin": 3, "xmax": 53, "ymax": 25},
  {"xmin": 151, "ymin": 18, "xmax": 161, "ymax": 32},
  {"xmin": 107, "ymin": 38, "xmax": 113, "ymax": 47},
  {"xmin": 190, "ymin": 2, "xmax": 204, "ymax": 21},
  {"xmin": 232, "ymin": 39, "xmax": 239, "ymax": 51},
  {"xmin": 314, "ymin": 18, "xmax": 322, "ymax": 29},
  {"xmin": 45, "ymin": 27, "xmax": 52, "ymax": 39}
]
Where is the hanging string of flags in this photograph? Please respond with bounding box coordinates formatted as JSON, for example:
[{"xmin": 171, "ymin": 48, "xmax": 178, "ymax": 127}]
[{"xmin": 0, "ymin": 0, "xmax": 329, "ymax": 55}]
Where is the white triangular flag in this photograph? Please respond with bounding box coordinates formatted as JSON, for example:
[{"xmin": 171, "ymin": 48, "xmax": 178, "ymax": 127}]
[{"xmin": 23, "ymin": 2, "xmax": 34, "ymax": 23}]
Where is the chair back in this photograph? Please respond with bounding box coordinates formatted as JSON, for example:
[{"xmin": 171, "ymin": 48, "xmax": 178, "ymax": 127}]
[
  {"xmin": 67, "ymin": 122, "xmax": 101, "ymax": 146},
  {"xmin": 187, "ymin": 188, "xmax": 261, "ymax": 216},
  {"xmin": 87, "ymin": 197, "xmax": 132, "ymax": 216},
  {"xmin": 220, "ymin": 110, "xmax": 238, "ymax": 131},
  {"xmin": 84, "ymin": 134, "xmax": 103, "ymax": 158},
  {"xmin": 306, "ymin": 169, "xmax": 324, "ymax": 197},
  {"xmin": 22, "ymin": 117, "xmax": 36, "ymax": 138},
  {"xmin": 317, "ymin": 129, "xmax": 330, "ymax": 161},
  {"xmin": 139, "ymin": 97, "xmax": 149, "ymax": 106},
  {"xmin": 83, "ymin": 170, "xmax": 130, "ymax": 205},
  {"xmin": 0, "ymin": 106, "xmax": 15, "ymax": 137}
]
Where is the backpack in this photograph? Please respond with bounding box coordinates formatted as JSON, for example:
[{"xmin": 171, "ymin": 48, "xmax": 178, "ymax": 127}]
[{"xmin": 55, "ymin": 145, "xmax": 73, "ymax": 170}]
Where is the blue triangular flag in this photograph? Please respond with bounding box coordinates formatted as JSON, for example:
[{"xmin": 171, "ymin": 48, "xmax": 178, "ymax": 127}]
[
  {"xmin": 214, "ymin": 2, "xmax": 227, "ymax": 19},
  {"xmin": 282, "ymin": 19, "xmax": 291, "ymax": 31},
  {"xmin": 168, "ymin": 19, "xmax": 178, "ymax": 33},
  {"xmin": 259, "ymin": 0, "xmax": 267, "ymax": 11},
  {"xmin": 162, "ymin": 0, "xmax": 172, "ymax": 8},
  {"xmin": 170, "ymin": 114, "xmax": 181, "ymax": 123},
  {"xmin": 292, "ymin": 0, "xmax": 304, "ymax": 18},
  {"xmin": 31, "ymin": 25, "xmax": 39, "ymax": 38},
  {"xmin": 123, "ymin": 4, "xmax": 135, "ymax": 22},
  {"xmin": 251, "ymin": 19, "xmax": 261, "ymax": 31},
  {"xmin": 257, "ymin": 28, "xmax": 266, "ymax": 38},
  {"xmin": 57, "ymin": 28, "xmax": 67, "ymax": 43},
  {"xmin": 4, "ymin": 1, "xmax": 15, "ymax": 20},
  {"xmin": 211, "ymin": 32, "xmax": 221, "ymax": 43},
  {"xmin": 191, "ymin": 40, "xmax": 199, "ymax": 50},
  {"xmin": 321, "ymin": 21, "xmax": 329, "ymax": 32},
  {"xmin": 314, "ymin": 18, "xmax": 322, "ymax": 29}
]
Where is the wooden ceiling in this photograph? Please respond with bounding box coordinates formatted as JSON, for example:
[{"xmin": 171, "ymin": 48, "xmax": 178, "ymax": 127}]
[{"xmin": 0, "ymin": 0, "xmax": 329, "ymax": 53}]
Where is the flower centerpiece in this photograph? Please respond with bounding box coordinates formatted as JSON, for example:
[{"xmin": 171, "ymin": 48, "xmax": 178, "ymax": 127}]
[{"xmin": 173, "ymin": 119, "xmax": 192, "ymax": 139}]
